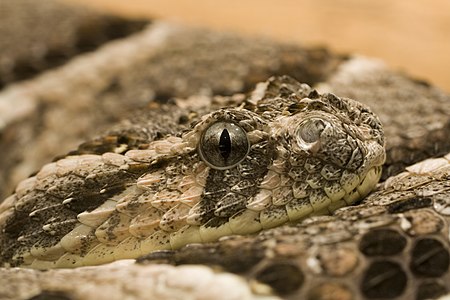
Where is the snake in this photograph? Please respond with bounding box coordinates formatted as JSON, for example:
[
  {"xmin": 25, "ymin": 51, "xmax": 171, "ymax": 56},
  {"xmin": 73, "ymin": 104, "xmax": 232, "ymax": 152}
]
[
  {"xmin": 0, "ymin": 76, "xmax": 385, "ymax": 269},
  {"xmin": 1, "ymin": 76, "xmax": 449, "ymax": 300}
]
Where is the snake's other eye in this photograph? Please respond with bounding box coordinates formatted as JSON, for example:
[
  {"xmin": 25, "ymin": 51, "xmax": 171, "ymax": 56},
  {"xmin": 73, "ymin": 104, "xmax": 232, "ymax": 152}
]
[
  {"xmin": 296, "ymin": 118, "xmax": 327, "ymax": 148},
  {"xmin": 199, "ymin": 121, "xmax": 250, "ymax": 170}
]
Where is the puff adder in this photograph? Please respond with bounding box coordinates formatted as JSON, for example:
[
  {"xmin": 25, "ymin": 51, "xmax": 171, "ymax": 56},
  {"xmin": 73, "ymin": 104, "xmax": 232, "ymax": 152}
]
[{"xmin": 0, "ymin": 76, "xmax": 385, "ymax": 269}]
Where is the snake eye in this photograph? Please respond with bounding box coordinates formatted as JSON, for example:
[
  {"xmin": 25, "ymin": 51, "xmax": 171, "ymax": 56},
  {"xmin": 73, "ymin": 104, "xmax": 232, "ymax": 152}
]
[
  {"xmin": 296, "ymin": 118, "xmax": 327, "ymax": 148},
  {"xmin": 199, "ymin": 121, "xmax": 249, "ymax": 170}
]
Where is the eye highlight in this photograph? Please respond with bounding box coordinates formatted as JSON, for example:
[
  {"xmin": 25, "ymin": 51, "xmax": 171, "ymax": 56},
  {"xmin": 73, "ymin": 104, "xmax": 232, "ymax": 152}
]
[{"xmin": 199, "ymin": 121, "xmax": 249, "ymax": 170}]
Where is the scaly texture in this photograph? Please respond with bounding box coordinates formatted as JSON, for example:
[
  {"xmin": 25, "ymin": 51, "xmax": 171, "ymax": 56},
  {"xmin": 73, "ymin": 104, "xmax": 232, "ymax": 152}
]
[
  {"xmin": 0, "ymin": 21, "xmax": 343, "ymax": 201},
  {"xmin": 142, "ymin": 152, "xmax": 450, "ymax": 300},
  {"xmin": 0, "ymin": 76, "xmax": 385, "ymax": 269},
  {"xmin": 1, "ymin": 154, "xmax": 449, "ymax": 300}
]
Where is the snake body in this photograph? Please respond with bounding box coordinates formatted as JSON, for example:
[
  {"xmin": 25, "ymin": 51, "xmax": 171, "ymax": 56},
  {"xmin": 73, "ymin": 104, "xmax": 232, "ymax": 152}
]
[{"xmin": 0, "ymin": 77, "xmax": 385, "ymax": 269}]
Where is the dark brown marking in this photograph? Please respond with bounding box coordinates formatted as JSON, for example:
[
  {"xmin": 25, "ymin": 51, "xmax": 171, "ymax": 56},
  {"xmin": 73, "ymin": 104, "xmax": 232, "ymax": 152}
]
[
  {"xmin": 359, "ymin": 229, "xmax": 407, "ymax": 256},
  {"xmin": 361, "ymin": 260, "xmax": 407, "ymax": 299},
  {"xmin": 254, "ymin": 261, "xmax": 304, "ymax": 295},
  {"xmin": 410, "ymin": 238, "xmax": 450, "ymax": 277}
]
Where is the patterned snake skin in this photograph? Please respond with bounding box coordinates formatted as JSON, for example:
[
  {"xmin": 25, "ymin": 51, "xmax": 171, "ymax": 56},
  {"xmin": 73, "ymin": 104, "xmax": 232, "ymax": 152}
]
[
  {"xmin": 1, "ymin": 76, "xmax": 449, "ymax": 300},
  {"xmin": 0, "ymin": 77, "xmax": 386, "ymax": 269},
  {"xmin": 144, "ymin": 151, "xmax": 450, "ymax": 300}
]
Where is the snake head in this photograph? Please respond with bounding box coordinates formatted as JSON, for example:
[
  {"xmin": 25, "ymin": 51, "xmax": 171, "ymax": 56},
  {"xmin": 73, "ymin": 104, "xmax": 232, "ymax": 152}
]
[{"xmin": 0, "ymin": 76, "xmax": 386, "ymax": 269}]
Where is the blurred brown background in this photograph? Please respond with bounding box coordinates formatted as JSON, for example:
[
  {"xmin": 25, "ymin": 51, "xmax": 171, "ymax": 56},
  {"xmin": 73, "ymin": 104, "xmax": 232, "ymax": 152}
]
[{"xmin": 64, "ymin": 0, "xmax": 450, "ymax": 92}]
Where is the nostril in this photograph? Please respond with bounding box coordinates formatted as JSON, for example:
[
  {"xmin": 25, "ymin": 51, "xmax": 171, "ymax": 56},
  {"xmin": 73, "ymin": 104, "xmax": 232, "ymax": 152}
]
[{"xmin": 296, "ymin": 119, "xmax": 326, "ymax": 145}]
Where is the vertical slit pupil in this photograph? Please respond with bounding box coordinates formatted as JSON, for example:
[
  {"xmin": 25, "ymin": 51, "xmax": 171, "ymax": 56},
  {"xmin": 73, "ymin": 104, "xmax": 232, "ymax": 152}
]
[{"xmin": 219, "ymin": 129, "xmax": 232, "ymax": 160}]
